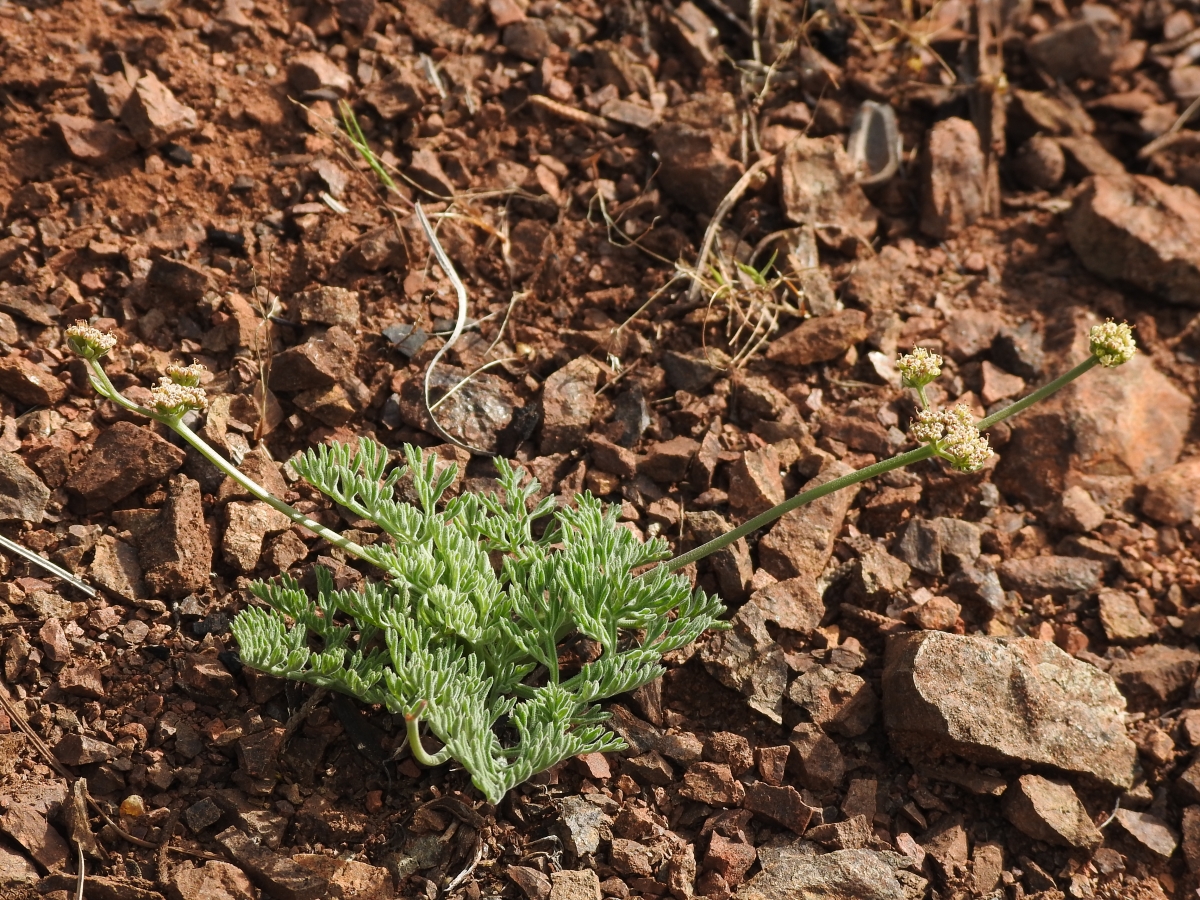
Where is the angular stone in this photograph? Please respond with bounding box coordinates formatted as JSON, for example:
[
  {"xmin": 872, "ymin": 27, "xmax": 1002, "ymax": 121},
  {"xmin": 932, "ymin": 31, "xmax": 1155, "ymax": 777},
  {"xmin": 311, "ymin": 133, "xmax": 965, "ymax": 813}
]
[
  {"xmin": 997, "ymin": 555, "xmax": 1102, "ymax": 598},
  {"xmin": 734, "ymin": 847, "xmax": 906, "ymax": 900},
  {"xmin": 1113, "ymin": 809, "xmax": 1178, "ymax": 858},
  {"xmin": 286, "ymin": 51, "xmax": 353, "ymax": 96},
  {"xmin": 920, "ymin": 118, "xmax": 985, "ymax": 240},
  {"xmin": 680, "ymin": 761, "xmax": 744, "ymax": 806},
  {"xmin": 292, "ymin": 855, "xmax": 394, "ymax": 900},
  {"xmin": 1183, "ymin": 806, "xmax": 1200, "ymax": 872},
  {"xmin": 1065, "ymin": 174, "xmax": 1200, "ymax": 306},
  {"xmin": 223, "ymin": 502, "xmax": 292, "ymax": 573},
  {"xmin": 508, "ymin": 865, "xmax": 551, "ymax": 900},
  {"xmin": 49, "ymin": 114, "xmax": 137, "ymax": 164},
  {"xmin": 503, "ymin": 19, "xmax": 552, "ymax": 62},
  {"xmin": 699, "ymin": 602, "xmax": 786, "ymax": 723},
  {"xmin": 642, "ymin": 436, "xmax": 701, "ymax": 483},
  {"xmin": 0, "ymin": 356, "xmax": 66, "ymax": 407},
  {"xmin": 705, "ymin": 832, "xmax": 756, "ymax": 885},
  {"xmin": 1098, "ymin": 589, "xmax": 1155, "ymax": 643},
  {"xmin": 787, "ymin": 667, "xmax": 878, "ymax": 737},
  {"xmin": 1142, "ymin": 457, "xmax": 1200, "ymax": 525},
  {"xmin": 652, "ymin": 121, "xmax": 743, "ymax": 215},
  {"xmin": 89, "ymin": 535, "xmax": 147, "ymax": 604},
  {"xmin": 0, "ymin": 450, "xmax": 49, "ymax": 523},
  {"xmin": 728, "ymin": 446, "xmax": 785, "ymax": 517},
  {"xmin": 292, "ymin": 286, "xmax": 360, "ymax": 328},
  {"xmin": 749, "ymin": 575, "xmax": 823, "ymax": 634},
  {"xmin": 610, "ymin": 838, "xmax": 654, "ymax": 877},
  {"xmin": 120, "ymin": 72, "xmax": 197, "ymax": 148},
  {"xmin": 540, "ymin": 357, "xmax": 600, "ymax": 455},
  {"xmin": 137, "ymin": 475, "xmax": 212, "ymax": 598},
  {"xmin": 215, "ymin": 827, "xmax": 327, "ymax": 900},
  {"xmin": 181, "ymin": 652, "xmax": 238, "ymax": 701},
  {"xmin": 766, "ymin": 310, "xmax": 868, "ymax": 367},
  {"xmin": 777, "ymin": 136, "xmax": 878, "ymax": 245},
  {"xmin": 1052, "ymin": 484, "xmax": 1106, "ymax": 533},
  {"xmin": 742, "ymin": 782, "xmax": 815, "ymax": 834},
  {"xmin": 58, "ymin": 660, "xmax": 106, "ymax": 699},
  {"xmin": 1002, "ymin": 774, "xmax": 1102, "ymax": 850},
  {"xmin": 0, "ymin": 806, "xmax": 71, "ymax": 871},
  {"xmin": 0, "ymin": 841, "xmax": 38, "ymax": 885},
  {"xmin": 788, "ymin": 722, "xmax": 844, "ymax": 791},
  {"xmin": 1027, "ymin": 4, "xmax": 1123, "ymax": 82},
  {"xmin": 662, "ymin": 349, "xmax": 730, "ymax": 393},
  {"xmin": 759, "ymin": 460, "xmax": 857, "ymax": 581},
  {"xmin": 806, "ymin": 815, "xmax": 871, "ymax": 850},
  {"xmin": 169, "ymin": 860, "xmax": 256, "ymax": 900},
  {"xmin": 268, "ymin": 328, "xmax": 357, "ymax": 392},
  {"xmin": 883, "ymin": 632, "xmax": 1136, "ymax": 789},
  {"xmin": 65, "ymin": 422, "xmax": 186, "ymax": 509},
  {"xmin": 1108, "ymin": 644, "xmax": 1200, "ymax": 710},
  {"xmin": 556, "ymin": 796, "xmax": 609, "ymax": 857},
  {"xmin": 54, "ymin": 733, "xmax": 117, "ymax": 766},
  {"xmin": 980, "ymin": 361, "xmax": 1025, "ymax": 404},
  {"xmin": 149, "ymin": 257, "xmax": 212, "ymax": 303},
  {"xmin": 549, "ymin": 869, "xmax": 600, "ymax": 900}
]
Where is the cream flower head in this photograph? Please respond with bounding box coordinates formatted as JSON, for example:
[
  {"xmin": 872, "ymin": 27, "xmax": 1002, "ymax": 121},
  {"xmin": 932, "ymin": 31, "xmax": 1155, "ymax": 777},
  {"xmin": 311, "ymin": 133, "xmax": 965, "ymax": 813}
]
[
  {"xmin": 1089, "ymin": 320, "xmax": 1136, "ymax": 368},
  {"xmin": 64, "ymin": 321, "xmax": 117, "ymax": 360}
]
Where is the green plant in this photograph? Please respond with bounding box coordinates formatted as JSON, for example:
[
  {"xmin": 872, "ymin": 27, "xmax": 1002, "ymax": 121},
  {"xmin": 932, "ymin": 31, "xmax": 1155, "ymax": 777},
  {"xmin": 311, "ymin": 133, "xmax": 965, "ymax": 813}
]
[{"xmin": 65, "ymin": 319, "xmax": 1136, "ymax": 802}]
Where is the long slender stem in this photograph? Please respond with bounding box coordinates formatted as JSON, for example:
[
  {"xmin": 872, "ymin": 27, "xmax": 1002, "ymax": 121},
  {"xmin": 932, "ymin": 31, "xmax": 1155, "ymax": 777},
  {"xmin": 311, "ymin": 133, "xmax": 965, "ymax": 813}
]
[
  {"xmin": 406, "ymin": 713, "xmax": 452, "ymax": 767},
  {"xmin": 85, "ymin": 360, "xmax": 367, "ymax": 561},
  {"xmin": 665, "ymin": 353, "xmax": 1102, "ymax": 571}
]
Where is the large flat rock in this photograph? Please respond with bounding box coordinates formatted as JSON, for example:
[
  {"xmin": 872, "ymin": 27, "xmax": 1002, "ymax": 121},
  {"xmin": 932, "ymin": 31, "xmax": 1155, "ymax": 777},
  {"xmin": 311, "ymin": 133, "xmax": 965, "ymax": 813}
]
[{"xmin": 882, "ymin": 632, "xmax": 1136, "ymax": 789}]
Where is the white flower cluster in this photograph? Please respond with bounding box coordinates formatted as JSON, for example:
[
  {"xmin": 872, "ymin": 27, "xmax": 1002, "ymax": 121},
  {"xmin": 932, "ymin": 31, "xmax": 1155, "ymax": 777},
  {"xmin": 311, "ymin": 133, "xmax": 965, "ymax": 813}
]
[
  {"xmin": 1089, "ymin": 320, "xmax": 1136, "ymax": 368},
  {"xmin": 909, "ymin": 403, "xmax": 993, "ymax": 472},
  {"xmin": 65, "ymin": 321, "xmax": 117, "ymax": 360},
  {"xmin": 151, "ymin": 379, "xmax": 208, "ymax": 418},
  {"xmin": 165, "ymin": 362, "xmax": 206, "ymax": 387},
  {"xmin": 897, "ymin": 347, "xmax": 943, "ymax": 388}
]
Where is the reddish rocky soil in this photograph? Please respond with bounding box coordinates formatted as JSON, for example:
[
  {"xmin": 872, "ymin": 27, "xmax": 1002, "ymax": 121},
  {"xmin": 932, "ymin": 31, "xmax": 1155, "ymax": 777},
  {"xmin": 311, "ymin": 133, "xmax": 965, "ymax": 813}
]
[{"xmin": 5, "ymin": 0, "xmax": 1200, "ymax": 898}]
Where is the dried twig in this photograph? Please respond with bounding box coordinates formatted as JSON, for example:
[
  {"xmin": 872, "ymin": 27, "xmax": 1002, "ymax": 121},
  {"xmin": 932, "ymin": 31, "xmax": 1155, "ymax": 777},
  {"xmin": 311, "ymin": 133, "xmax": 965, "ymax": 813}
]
[
  {"xmin": 528, "ymin": 95, "xmax": 617, "ymax": 133},
  {"xmin": 1139, "ymin": 93, "xmax": 1200, "ymax": 159}
]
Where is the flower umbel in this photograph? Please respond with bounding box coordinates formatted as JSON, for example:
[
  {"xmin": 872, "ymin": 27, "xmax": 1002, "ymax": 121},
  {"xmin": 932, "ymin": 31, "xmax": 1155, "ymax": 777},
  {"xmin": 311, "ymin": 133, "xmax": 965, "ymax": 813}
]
[
  {"xmin": 908, "ymin": 404, "xmax": 992, "ymax": 472},
  {"xmin": 64, "ymin": 321, "xmax": 117, "ymax": 360},
  {"xmin": 1089, "ymin": 320, "xmax": 1136, "ymax": 368},
  {"xmin": 151, "ymin": 379, "xmax": 208, "ymax": 418},
  {"xmin": 165, "ymin": 362, "xmax": 207, "ymax": 387},
  {"xmin": 897, "ymin": 347, "xmax": 943, "ymax": 389}
]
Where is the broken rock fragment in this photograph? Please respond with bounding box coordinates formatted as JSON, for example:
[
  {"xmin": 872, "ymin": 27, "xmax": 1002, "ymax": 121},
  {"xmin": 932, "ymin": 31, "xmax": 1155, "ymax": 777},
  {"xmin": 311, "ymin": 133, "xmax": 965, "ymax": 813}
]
[
  {"xmin": 65, "ymin": 422, "xmax": 187, "ymax": 509},
  {"xmin": 766, "ymin": 309, "xmax": 868, "ymax": 367},
  {"xmin": 777, "ymin": 136, "xmax": 878, "ymax": 247},
  {"xmin": 758, "ymin": 459, "xmax": 858, "ymax": 581},
  {"xmin": 120, "ymin": 72, "xmax": 197, "ymax": 149},
  {"xmin": 652, "ymin": 121, "xmax": 743, "ymax": 215},
  {"xmin": 0, "ymin": 451, "xmax": 49, "ymax": 523},
  {"xmin": 734, "ymin": 846, "xmax": 907, "ymax": 900},
  {"xmin": 540, "ymin": 357, "xmax": 600, "ymax": 455},
  {"xmin": 49, "ymin": 114, "xmax": 138, "ymax": 165},
  {"xmin": 920, "ymin": 118, "xmax": 985, "ymax": 240},
  {"xmin": 1002, "ymin": 774, "xmax": 1102, "ymax": 850},
  {"xmin": 1026, "ymin": 4, "xmax": 1123, "ymax": 82},
  {"xmin": 882, "ymin": 632, "xmax": 1136, "ymax": 789},
  {"xmin": 699, "ymin": 602, "xmax": 787, "ymax": 724},
  {"xmin": 1065, "ymin": 174, "xmax": 1200, "ymax": 306}
]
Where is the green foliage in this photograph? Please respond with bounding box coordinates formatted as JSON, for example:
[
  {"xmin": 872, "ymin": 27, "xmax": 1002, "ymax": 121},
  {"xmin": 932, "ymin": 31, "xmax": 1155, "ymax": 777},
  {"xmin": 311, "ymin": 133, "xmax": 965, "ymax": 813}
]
[{"xmin": 231, "ymin": 441, "xmax": 725, "ymax": 802}]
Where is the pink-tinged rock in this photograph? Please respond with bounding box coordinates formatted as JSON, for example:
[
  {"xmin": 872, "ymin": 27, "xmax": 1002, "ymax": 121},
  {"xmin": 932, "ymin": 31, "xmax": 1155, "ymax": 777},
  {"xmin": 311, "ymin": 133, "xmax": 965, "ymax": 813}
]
[
  {"xmin": 920, "ymin": 118, "xmax": 985, "ymax": 240},
  {"xmin": 286, "ymin": 51, "xmax": 353, "ymax": 97},
  {"xmin": 0, "ymin": 806, "xmax": 71, "ymax": 871},
  {"xmin": 787, "ymin": 667, "xmax": 878, "ymax": 737},
  {"xmin": 58, "ymin": 661, "xmax": 106, "ymax": 699},
  {"xmin": 1027, "ymin": 4, "xmax": 1123, "ymax": 82},
  {"xmin": 1142, "ymin": 457, "xmax": 1200, "ymax": 525},
  {"xmin": 766, "ymin": 310, "xmax": 868, "ymax": 367},
  {"xmin": 49, "ymin": 114, "xmax": 137, "ymax": 164},
  {"xmin": 652, "ymin": 121, "xmax": 743, "ymax": 215},
  {"xmin": 0, "ymin": 356, "xmax": 66, "ymax": 407},
  {"xmin": 65, "ymin": 422, "xmax": 186, "ymax": 509},
  {"xmin": 1002, "ymin": 774, "xmax": 1102, "ymax": 850},
  {"xmin": 135, "ymin": 475, "xmax": 213, "ymax": 599},
  {"xmin": 1065, "ymin": 174, "xmax": 1200, "ymax": 306},
  {"xmin": 749, "ymin": 574, "xmax": 824, "ymax": 634},
  {"xmin": 883, "ymin": 632, "xmax": 1136, "ymax": 789},
  {"xmin": 540, "ymin": 357, "xmax": 600, "ymax": 455},
  {"xmin": 759, "ymin": 459, "xmax": 858, "ymax": 581},
  {"xmin": 777, "ymin": 136, "xmax": 878, "ymax": 248},
  {"xmin": 292, "ymin": 854, "xmax": 395, "ymax": 900},
  {"xmin": 699, "ymin": 602, "xmax": 787, "ymax": 724},
  {"xmin": 223, "ymin": 502, "xmax": 293, "ymax": 573},
  {"xmin": 120, "ymin": 72, "xmax": 198, "ymax": 149},
  {"xmin": 727, "ymin": 446, "xmax": 785, "ymax": 516},
  {"xmin": 0, "ymin": 450, "xmax": 49, "ymax": 523},
  {"xmin": 169, "ymin": 860, "xmax": 257, "ymax": 900}
]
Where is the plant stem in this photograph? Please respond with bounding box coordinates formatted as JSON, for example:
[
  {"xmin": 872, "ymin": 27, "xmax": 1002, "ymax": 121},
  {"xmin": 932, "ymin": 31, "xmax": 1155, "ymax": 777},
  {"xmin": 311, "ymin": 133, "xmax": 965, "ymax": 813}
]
[
  {"xmin": 86, "ymin": 360, "xmax": 368, "ymax": 561},
  {"xmin": 405, "ymin": 714, "xmax": 452, "ymax": 767},
  {"xmin": 665, "ymin": 353, "xmax": 1102, "ymax": 572}
]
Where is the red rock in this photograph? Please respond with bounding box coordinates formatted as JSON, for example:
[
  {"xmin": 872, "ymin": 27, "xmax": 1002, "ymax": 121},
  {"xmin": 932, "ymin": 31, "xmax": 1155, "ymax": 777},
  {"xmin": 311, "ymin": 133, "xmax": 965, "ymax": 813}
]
[
  {"xmin": 652, "ymin": 120, "xmax": 743, "ymax": 215},
  {"xmin": 1027, "ymin": 4, "xmax": 1123, "ymax": 82},
  {"xmin": 766, "ymin": 310, "xmax": 868, "ymax": 367},
  {"xmin": 291, "ymin": 855, "xmax": 394, "ymax": 900},
  {"xmin": 997, "ymin": 555, "xmax": 1103, "ymax": 597},
  {"xmin": 759, "ymin": 459, "xmax": 858, "ymax": 581},
  {"xmin": 980, "ymin": 361, "xmax": 1025, "ymax": 405},
  {"xmin": 754, "ymin": 745, "xmax": 790, "ymax": 786},
  {"xmin": 53, "ymin": 733, "xmax": 117, "ymax": 765},
  {"xmin": 1183, "ymin": 806, "xmax": 1200, "ymax": 873},
  {"xmin": 679, "ymin": 762, "xmax": 744, "ymax": 806},
  {"xmin": 1065, "ymin": 174, "xmax": 1200, "ymax": 306},
  {"xmin": 38, "ymin": 618, "xmax": 70, "ymax": 664},
  {"xmin": 741, "ymin": 782, "xmax": 814, "ymax": 834},
  {"xmin": 1109, "ymin": 644, "xmax": 1200, "ymax": 710},
  {"xmin": 641, "ymin": 436, "xmax": 701, "ymax": 483},
  {"xmin": 787, "ymin": 723, "xmax": 844, "ymax": 791},
  {"xmin": 1098, "ymin": 589, "xmax": 1155, "ymax": 643},
  {"xmin": 842, "ymin": 778, "xmax": 877, "ymax": 821},
  {"xmin": 49, "ymin": 114, "xmax": 137, "ymax": 164},
  {"xmin": 488, "ymin": 0, "xmax": 525, "ymax": 27},
  {"xmin": 727, "ymin": 446, "xmax": 784, "ymax": 516},
  {"xmin": 541, "ymin": 357, "xmax": 600, "ymax": 455},
  {"xmin": 120, "ymin": 72, "xmax": 197, "ymax": 148},
  {"xmin": 805, "ymin": 815, "xmax": 871, "ymax": 850},
  {"xmin": 181, "ymin": 652, "xmax": 239, "ymax": 701},
  {"xmin": 0, "ymin": 356, "xmax": 66, "ymax": 407},
  {"xmin": 920, "ymin": 118, "xmax": 985, "ymax": 240},
  {"xmin": 268, "ymin": 328, "xmax": 358, "ymax": 392},
  {"xmin": 0, "ymin": 806, "xmax": 71, "ymax": 871},
  {"xmin": 292, "ymin": 286, "xmax": 360, "ymax": 329},
  {"xmin": 216, "ymin": 827, "xmax": 327, "ymax": 900},
  {"xmin": 786, "ymin": 667, "xmax": 878, "ymax": 737},
  {"xmin": 58, "ymin": 661, "xmax": 106, "ymax": 699},
  {"xmin": 1142, "ymin": 457, "xmax": 1200, "ymax": 525},
  {"xmin": 287, "ymin": 51, "xmax": 353, "ymax": 96},
  {"xmin": 65, "ymin": 422, "xmax": 186, "ymax": 509},
  {"xmin": 748, "ymin": 574, "xmax": 823, "ymax": 634},
  {"xmin": 698, "ymin": 602, "xmax": 787, "ymax": 724},
  {"xmin": 169, "ymin": 860, "xmax": 256, "ymax": 900},
  {"xmin": 777, "ymin": 136, "xmax": 878, "ymax": 248},
  {"xmin": 1012, "ymin": 135, "xmax": 1065, "ymax": 190},
  {"xmin": 223, "ymin": 502, "xmax": 292, "ymax": 573},
  {"xmin": 508, "ymin": 865, "xmax": 551, "ymax": 900},
  {"xmin": 703, "ymin": 833, "xmax": 755, "ymax": 886},
  {"xmin": 610, "ymin": 838, "xmax": 654, "ymax": 877},
  {"xmin": 503, "ymin": 19, "xmax": 553, "ymax": 62},
  {"xmin": 0, "ymin": 450, "xmax": 50, "ymax": 524},
  {"xmin": 1002, "ymin": 774, "xmax": 1102, "ymax": 849}
]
